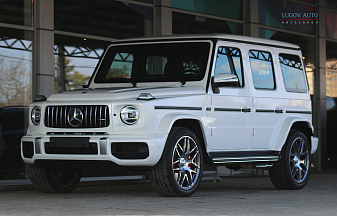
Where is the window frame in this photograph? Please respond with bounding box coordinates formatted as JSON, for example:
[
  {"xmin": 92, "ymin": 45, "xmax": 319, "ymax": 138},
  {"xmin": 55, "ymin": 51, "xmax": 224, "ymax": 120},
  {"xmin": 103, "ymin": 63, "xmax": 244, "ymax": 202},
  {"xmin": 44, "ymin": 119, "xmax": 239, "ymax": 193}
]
[
  {"xmin": 249, "ymin": 49, "xmax": 276, "ymax": 90},
  {"xmin": 214, "ymin": 46, "xmax": 245, "ymax": 88},
  {"xmin": 279, "ymin": 53, "xmax": 308, "ymax": 93}
]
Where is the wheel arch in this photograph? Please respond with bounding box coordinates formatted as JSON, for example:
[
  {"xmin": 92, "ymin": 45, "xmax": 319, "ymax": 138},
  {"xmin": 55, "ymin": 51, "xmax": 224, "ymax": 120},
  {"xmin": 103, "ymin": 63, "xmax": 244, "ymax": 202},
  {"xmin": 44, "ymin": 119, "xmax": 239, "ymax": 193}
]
[
  {"xmin": 156, "ymin": 114, "xmax": 211, "ymax": 165},
  {"xmin": 274, "ymin": 117, "xmax": 313, "ymax": 152},
  {"xmin": 171, "ymin": 119, "xmax": 211, "ymax": 164}
]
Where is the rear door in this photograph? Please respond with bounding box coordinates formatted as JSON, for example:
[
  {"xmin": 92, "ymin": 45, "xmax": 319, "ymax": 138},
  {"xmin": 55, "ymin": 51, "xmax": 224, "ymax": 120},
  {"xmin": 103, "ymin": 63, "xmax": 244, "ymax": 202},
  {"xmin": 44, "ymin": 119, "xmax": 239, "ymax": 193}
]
[{"xmin": 245, "ymin": 46, "xmax": 284, "ymax": 149}]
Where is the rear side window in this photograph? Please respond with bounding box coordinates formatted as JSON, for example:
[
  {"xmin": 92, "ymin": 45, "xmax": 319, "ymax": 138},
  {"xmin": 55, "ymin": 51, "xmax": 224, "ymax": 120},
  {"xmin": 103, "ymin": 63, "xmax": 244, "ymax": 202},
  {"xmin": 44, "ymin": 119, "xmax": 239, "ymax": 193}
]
[
  {"xmin": 279, "ymin": 53, "xmax": 307, "ymax": 93},
  {"xmin": 249, "ymin": 50, "xmax": 275, "ymax": 90},
  {"xmin": 215, "ymin": 47, "xmax": 244, "ymax": 87}
]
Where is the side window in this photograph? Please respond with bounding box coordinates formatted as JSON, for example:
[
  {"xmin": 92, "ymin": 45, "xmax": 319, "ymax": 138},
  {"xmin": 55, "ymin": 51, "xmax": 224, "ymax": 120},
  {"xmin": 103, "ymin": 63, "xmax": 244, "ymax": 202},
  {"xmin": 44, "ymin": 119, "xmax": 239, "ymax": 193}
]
[
  {"xmin": 279, "ymin": 53, "xmax": 307, "ymax": 93},
  {"xmin": 215, "ymin": 47, "xmax": 244, "ymax": 87},
  {"xmin": 249, "ymin": 50, "xmax": 275, "ymax": 90},
  {"xmin": 106, "ymin": 53, "xmax": 133, "ymax": 79}
]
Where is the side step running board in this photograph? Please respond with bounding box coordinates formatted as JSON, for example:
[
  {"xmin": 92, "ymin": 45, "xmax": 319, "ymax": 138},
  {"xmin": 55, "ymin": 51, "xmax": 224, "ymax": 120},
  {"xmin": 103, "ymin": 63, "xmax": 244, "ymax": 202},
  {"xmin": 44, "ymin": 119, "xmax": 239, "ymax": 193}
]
[
  {"xmin": 209, "ymin": 151, "xmax": 281, "ymax": 164},
  {"xmin": 212, "ymin": 156, "xmax": 279, "ymax": 164}
]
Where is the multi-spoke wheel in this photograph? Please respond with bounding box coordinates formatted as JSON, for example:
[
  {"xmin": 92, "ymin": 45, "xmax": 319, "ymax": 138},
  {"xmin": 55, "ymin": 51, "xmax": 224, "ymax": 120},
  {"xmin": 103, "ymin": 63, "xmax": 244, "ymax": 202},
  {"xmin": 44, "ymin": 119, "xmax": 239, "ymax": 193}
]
[
  {"xmin": 289, "ymin": 136, "xmax": 310, "ymax": 184},
  {"xmin": 270, "ymin": 130, "xmax": 311, "ymax": 190},
  {"xmin": 172, "ymin": 135, "xmax": 201, "ymax": 190},
  {"xmin": 28, "ymin": 164, "xmax": 82, "ymax": 193},
  {"xmin": 149, "ymin": 127, "xmax": 203, "ymax": 197}
]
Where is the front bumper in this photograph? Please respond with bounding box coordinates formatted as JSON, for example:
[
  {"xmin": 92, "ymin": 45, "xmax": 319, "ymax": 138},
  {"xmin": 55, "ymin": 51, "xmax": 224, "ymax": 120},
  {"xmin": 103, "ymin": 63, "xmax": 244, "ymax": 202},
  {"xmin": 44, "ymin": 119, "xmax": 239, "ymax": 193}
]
[
  {"xmin": 311, "ymin": 136, "xmax": 319, "ymax": 155},
  {"xmin": 21, "ymin": 134, "xmax": 167, "ymax": 166}
]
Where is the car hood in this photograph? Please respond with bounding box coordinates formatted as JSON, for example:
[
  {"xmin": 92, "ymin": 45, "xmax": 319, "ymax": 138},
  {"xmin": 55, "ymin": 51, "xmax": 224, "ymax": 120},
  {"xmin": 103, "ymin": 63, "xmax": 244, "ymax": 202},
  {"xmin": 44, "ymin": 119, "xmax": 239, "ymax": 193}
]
[{"xmin": 47, "ymin": 86, "xmax": 206, "ymax": 101}]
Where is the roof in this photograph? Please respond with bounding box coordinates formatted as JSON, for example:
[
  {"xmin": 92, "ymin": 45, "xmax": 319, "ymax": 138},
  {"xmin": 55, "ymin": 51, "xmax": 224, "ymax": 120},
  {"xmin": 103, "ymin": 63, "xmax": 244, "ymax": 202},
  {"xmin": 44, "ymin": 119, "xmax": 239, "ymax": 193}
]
[{"xmin": 112, "ymin": 34, "xmax": 301, "ymax": 50}]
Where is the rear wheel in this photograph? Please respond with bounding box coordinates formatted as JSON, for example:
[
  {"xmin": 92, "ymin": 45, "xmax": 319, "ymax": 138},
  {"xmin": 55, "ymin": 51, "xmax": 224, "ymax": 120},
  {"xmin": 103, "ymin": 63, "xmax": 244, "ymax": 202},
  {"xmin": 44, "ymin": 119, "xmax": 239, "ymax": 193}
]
[
  {"xmin": 149, "ymin": 127, "xmax": 203, "ymax": 197},
  {"xmin": 28, "ymin": 164, "xmax": 82, "ymax": 193},
  {"xmin": 270, "ymin": 130, "xmax": 311, "ymax": 189}
]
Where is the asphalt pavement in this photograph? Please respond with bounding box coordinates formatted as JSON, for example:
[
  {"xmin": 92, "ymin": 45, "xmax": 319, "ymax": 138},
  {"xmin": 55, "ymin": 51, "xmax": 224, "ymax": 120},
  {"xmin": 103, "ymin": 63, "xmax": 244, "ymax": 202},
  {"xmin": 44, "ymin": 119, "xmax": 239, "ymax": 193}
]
[{"xmin": 0, "ymin": 172, "xmax": 336, "ymax": 215}]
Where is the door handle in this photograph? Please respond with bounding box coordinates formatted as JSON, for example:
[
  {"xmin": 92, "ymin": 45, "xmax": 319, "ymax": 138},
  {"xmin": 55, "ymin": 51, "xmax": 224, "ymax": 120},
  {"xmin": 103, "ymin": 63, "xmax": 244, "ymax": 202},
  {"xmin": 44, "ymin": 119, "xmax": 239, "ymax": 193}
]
[
  {"xmin": 275, "ymin": 109, "xmax": 283, "ymax": 114},
  {"xmin": 242, "ymin": 108, "xmax": 251, "ymax": 113}
]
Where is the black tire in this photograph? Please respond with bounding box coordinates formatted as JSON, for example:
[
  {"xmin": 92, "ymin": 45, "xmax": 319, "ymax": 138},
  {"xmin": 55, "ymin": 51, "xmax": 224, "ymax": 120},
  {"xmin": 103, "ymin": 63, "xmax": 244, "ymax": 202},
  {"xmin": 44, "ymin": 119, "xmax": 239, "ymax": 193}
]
[
  {"xmin": 28, "ymin": 164, "xmax": 82, "ymax": 193},
  {"xmin": 149, "ymin": 127, "xmax": 203, "ymax": 197},
  {"xmin": 269, "ymin": 130, "xmax": 311, "ymax": 190}
]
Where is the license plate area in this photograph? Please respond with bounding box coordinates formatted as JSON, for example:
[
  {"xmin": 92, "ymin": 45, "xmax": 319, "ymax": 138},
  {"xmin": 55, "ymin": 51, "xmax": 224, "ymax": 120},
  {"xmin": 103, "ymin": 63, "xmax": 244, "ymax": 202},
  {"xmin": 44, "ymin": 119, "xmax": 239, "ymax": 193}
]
[
  {"xmin": 45, "ymin": 137, "xmax": 97, "ymax": 154},
  {"xmin": 49, "ymin": 137, "xmax": 90, "ymax": 148}
]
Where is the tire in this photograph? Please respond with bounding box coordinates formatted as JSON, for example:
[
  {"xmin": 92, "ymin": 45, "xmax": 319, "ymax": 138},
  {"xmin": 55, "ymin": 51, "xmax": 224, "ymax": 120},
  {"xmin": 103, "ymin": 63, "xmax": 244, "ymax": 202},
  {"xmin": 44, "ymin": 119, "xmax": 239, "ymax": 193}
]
[
  {"xmin": 149, "ymin": 127, "xmax": 203, "ymax": 197},
  {"xmin": 28, "ymin": 164, "xmax": 82, "ymax": 193},
  {"xmin": 269, "ymin": 130, "xmax": 311, "ymax": 190}
]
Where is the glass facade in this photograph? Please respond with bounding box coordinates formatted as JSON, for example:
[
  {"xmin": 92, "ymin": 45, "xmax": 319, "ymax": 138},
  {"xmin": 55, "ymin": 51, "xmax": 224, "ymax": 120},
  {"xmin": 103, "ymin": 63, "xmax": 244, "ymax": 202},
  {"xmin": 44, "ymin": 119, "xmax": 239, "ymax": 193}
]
[
  {"xmin": 259, "ymin": 0, "xmax": 316, "ymax": 35},
  {"xmin": 326, "ymin": 10, "xmax": 337, "ymax": 40},
  {"xmin": 173, "ymin": 12, "xmax": 243, "ymax": 35},
  {"xmin": 0, "ymin": 28, "xmax": 32, "ymax": 178},
  {"xmin": 54, "ymin": 35, "xmax": 109, "ymax": 92},
  {"xmin": 172, "ymin": 0, "xmax": 243, "ymax": 20},
  {"xmin": 0, "ymin": 0, "xmax": 33, "ymax": 26},
  {"xmin": 54, "ymin": 0, "xmax": 153, "ymax": 39},
  {"xmin": 326, "ymin": 40, "xmax": 337, "ymax": 170}
]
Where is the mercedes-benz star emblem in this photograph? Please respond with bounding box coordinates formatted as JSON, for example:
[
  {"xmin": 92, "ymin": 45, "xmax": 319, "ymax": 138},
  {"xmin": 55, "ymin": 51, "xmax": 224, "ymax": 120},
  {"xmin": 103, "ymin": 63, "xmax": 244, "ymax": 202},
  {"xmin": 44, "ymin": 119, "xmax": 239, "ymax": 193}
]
[{"xmin": 67, "ymin": 108, "xmax": 84, "ymax": 127}]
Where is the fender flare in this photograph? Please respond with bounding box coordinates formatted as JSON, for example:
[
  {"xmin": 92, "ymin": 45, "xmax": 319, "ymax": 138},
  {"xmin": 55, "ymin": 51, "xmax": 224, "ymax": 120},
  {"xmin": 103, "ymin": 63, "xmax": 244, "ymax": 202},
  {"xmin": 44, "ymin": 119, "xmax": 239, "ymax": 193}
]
[
  {"xmin": 155, "ymin": 113, "xmax": 206, "ymax": 160},
  {"xmin": 156, "ymin": 113, "xmax": 201, "ymax": 134},
  {"xmin": 273, "ymin": 116, "xmax": 313, "ymax": 152}
]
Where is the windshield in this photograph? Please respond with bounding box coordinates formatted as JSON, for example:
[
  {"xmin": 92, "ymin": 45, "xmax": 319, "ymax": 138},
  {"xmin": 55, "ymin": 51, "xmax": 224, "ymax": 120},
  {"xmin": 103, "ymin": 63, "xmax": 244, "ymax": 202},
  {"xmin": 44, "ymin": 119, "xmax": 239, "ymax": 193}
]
[{"xmin": 94, "ymin": 41, "xmax": 211, "ymax": 84}]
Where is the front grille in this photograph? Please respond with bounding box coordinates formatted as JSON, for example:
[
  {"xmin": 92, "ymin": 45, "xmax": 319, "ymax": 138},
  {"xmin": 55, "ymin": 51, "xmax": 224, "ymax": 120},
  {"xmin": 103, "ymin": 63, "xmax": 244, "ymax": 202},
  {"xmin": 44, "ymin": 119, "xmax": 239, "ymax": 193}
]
[
  {"xmin": 45, "ymin": 142, "xmax": 98, "ymax": 154},
  {"xmin": 45, "ymin": 105, "xmax": 109, "ymax": 128},
  {"xmin": 111, "ymin": 142, "xmax": 149, "ymax": 159}
]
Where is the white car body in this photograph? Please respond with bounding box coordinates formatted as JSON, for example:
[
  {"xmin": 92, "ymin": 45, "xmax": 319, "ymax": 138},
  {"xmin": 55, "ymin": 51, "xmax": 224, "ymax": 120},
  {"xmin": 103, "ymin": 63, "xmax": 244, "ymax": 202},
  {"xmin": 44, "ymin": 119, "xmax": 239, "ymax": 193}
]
[{"xmin": 21, "ymin": 34, "xmax": 318, "ymax": 195}]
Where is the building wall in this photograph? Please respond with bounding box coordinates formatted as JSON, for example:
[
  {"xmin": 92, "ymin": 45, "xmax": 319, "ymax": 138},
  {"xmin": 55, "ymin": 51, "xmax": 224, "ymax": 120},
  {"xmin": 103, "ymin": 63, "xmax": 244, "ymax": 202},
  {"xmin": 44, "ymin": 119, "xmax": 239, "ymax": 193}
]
[{"xmin": 0, "ymin": 0, "xmax": 336, "ymax": 178}]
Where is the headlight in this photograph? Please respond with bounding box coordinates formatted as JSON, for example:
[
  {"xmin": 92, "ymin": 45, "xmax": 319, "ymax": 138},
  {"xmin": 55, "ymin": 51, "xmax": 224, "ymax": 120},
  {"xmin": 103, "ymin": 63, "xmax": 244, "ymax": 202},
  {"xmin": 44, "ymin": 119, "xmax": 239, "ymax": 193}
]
[
  {"xmin": 31, "ymin": 106, "xmax": 41, "ymax": 125},
  {"xmin": 120, "ymin": 105, "xmax": 140, "ymax": 125}
]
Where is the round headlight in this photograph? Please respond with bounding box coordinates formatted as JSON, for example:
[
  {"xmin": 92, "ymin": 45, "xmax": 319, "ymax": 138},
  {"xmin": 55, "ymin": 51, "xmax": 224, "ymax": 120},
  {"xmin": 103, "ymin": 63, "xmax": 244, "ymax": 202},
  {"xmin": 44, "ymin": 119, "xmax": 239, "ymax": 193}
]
[
  {"xmin": 31, "ymin": 106, "xmax": 41, "ymax": 125},
  {"xmin": 120, "ymin": 105, "xmax": 140, "ymax": 125}
]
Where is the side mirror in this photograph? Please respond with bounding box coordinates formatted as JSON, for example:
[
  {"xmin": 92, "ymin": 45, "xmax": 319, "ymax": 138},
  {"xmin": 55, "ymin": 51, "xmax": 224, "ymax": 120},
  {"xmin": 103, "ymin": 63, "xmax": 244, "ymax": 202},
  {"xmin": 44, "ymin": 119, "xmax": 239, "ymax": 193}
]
[
  {"xmin": 213, "ymin": 73, "xmax": 239, "ymax": 85},
  {"xmin": 212, "ymin": 73, "xmax": 239, "ymax": 94},
  {"xmin": 82, "ymin": 77, "xmax": 90, "ymax": 88}
]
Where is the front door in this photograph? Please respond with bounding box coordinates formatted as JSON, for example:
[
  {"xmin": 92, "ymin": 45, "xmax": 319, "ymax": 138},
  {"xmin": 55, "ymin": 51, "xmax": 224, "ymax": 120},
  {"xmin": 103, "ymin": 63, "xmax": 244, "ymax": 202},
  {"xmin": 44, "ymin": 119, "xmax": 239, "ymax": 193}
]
[{"xmin": 209, "ymin": 43, "xmax": 253, "ymax": 151}]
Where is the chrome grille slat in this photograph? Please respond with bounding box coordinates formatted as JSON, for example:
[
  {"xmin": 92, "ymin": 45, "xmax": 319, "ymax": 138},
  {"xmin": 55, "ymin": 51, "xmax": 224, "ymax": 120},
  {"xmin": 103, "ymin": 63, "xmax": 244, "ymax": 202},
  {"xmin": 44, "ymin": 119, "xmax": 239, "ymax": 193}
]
[
  {"xmin": 45, "ymin": 105, "xmax": 109, "ymax": 128},
  {"xmin": 94, "ymin": 106, "xmax": 97, "ymax": 127},
  {"xmin": 47, "ymin": 107, "xmax": 50, "ymax": 126},
  {"xmin": 51, "ymin": 107, "xmax": 54, "ymax": 127},
  {"xmin": 99, "ymin": 106, "xmax": 102, "ymax": 127},
  {"xmin": 55, "ymin": 106, "xmax": 58, "ymax": 127},
  {"xmin": 60, "ymin": 106, "xmax": 63, "ymax": 128},
  {"xmin": 90, "ymin": 106, "xmax": 92, "ymax": 127}
]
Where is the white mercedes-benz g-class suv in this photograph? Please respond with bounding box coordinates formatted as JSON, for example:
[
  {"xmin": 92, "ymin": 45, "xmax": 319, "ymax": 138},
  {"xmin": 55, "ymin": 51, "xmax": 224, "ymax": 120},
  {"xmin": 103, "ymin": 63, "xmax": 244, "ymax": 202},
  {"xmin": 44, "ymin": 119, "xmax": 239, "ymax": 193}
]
[{"xmin": 21, "ymin": 34, "xmax": 318, "ymax": 197}]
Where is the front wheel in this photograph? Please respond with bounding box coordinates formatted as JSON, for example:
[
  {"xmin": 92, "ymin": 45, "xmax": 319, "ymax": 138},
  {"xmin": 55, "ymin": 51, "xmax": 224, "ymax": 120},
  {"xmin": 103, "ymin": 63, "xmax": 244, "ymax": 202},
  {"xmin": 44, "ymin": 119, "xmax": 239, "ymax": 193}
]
[
  {"xmin": 28, "ymin": 164, "xmax": 82, "ymax": 193},
  {"xmin": 269, "ymin": 130, "xmax": 311, "ymax": 189},
  {"xmin": 149, "ymin": 127, "xmax": 203, "ymax": 197}
]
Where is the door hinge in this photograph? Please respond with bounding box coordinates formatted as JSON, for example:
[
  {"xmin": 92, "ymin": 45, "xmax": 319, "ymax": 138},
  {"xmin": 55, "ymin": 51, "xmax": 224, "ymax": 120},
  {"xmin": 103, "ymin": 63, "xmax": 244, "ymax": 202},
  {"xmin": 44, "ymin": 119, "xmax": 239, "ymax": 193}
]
[
  {"xmin": 252, "ymin": 128, "xmax": 255, "ymax": 136},
  {"xmin": 211, "ymin": 128, "xmax": 213, "ymax": 136}
]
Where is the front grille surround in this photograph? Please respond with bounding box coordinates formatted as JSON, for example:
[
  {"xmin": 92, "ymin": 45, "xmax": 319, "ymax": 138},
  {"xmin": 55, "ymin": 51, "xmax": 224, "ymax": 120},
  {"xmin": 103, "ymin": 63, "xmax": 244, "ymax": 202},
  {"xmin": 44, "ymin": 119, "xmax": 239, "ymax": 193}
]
[{"xmin": 45, "ymin": 105, "xmax": 110, "ymax": 128}]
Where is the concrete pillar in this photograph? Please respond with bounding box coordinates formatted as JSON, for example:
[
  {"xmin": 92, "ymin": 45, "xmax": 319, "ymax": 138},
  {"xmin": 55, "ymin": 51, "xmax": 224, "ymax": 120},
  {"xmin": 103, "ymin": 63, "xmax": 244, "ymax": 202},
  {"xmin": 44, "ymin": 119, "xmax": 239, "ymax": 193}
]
[
  {"xmin": 154, "ymin": 0, "xmax": 172, "ymax": 36},
  {"xmin": 314, "ymin": 1, "xmax": 327, "ymax": 171},
  {"xmin": 34, "ymin": 0, "xmax": 54, "ymax": 98},
  {"xmin": 243, "ymin": 0, "xmax": 259, "ymax": 37}
]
